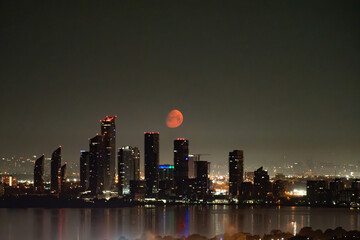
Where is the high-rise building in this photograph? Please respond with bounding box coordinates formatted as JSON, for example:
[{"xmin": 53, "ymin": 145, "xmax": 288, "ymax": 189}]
[
  {"xmin": 188, "ymin": 154, "xmax": 197, "ymax": 179},
  {"xmin": 229, "ymin": 150, "xmax": 244, "ymax": 197},
  {"xmin": 89, "ymin": 135, "xmax": 105, "ymax": 194},
  {"xmin": 50, "ymin": 146, "xmax": 61, "ymax": 194},
  {"xmin": 254, "ymin": 166, "xmax": 270, "ymax": 200},
  {"xmin": 34, "ymin": 155, "xmax": 44, "ymax": 193},
  {"xmin": 80, "ymin": 150, "xmax": 90, "ymax": 191},
  {"xmin": 174, "ymin": 138, "xmax": 189, "ymax": 197},
  {"xmin": 118, "ymin": 146, "xmax": 140, "ymax": 195},
  {"xmin": 195, "ymin": 160, "xmax": 210, "ymax": 200},
  {"xmin": 144, "ymin": 132, "xmax": 159, "ymax": 196},
  {"xmin": 101, "ymin": 116, "xmax": 116, "ymax": 190},
  {"xmin": 60, "ymin": 163, "xmax": 67, "ymax": 193},
  {"xmin": 174, "ymin": 139, "xmax": 189, "ymax": 179}
]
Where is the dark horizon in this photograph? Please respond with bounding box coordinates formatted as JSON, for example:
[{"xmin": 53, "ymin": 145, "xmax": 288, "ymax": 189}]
[{"xmin": 1, "ymin": 1, "xmax": 359, "ymax": 171}]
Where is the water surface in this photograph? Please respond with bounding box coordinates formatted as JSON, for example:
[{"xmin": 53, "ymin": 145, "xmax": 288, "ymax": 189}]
[{"xmin": 0, "ymin": 206, "xmax": 359, "ymax": 240}]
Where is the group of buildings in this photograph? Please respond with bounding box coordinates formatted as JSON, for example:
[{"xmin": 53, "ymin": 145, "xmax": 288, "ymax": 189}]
[
  {"xmin": 32, "ymin": 116, "xmax": 116, "ymax": 196},
  {"xmin": 29, "ymin": 116, "xmax": 360, "ymax": 206},
  {"xmin": 33, "ymin": 116, "xmax": 212, "ymax": 201},
  {"xmin": 77, "ymin": 115, "xmax": 213, "ymax": 200},
  {"xmin": 306, "ymin": 178, "xmax": 360, "ymax": 205},
  {"xmin": 33, "ymin": 147, "xmax": 66, "ymax": 195},
  {"xmin": 79, "ymin": 116, "xmax": 117, "ymax": 194},
  {"xmin": 30, "ymin": 116, "xmax": 242, "ymax": 201}
]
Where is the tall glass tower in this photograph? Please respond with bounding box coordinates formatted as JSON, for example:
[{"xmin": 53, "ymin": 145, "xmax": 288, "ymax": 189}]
[
  {"xmin": 34, "ymin": 155, "xmax": 44, "ymax": 193},
  {"xmin": 229, "ymin": 150, "xmax": 244, "ymax": 197},
  {"xmin": 118, "ymin": 146, "xmax": 140, "ymax": 195},
  {"xmin": 89, "ymin": 135, "xmax": 105, "ymax": 194},
  {"xmin": 174, "ymin": 138, "xmax": 189, "ymax": 197},
  {"xmin": 80, "ymin": 150, "xmax": 90, "ymax": 191},
  {"xmin": 101, "ymin": 116, "xmax": 116, "ymax": 190},
  {"xmin": 50, "ymin": 146, "xmax": 61, "ymax": 194},
  {"xmin": 144, "ymin": 132, "xmax": 159, "ymax": 196}
]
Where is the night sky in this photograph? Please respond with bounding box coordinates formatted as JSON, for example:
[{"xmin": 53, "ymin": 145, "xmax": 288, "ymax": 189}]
[{"xmin": 1, "ymin": 1, "xmax": 359, "ymax": 172}]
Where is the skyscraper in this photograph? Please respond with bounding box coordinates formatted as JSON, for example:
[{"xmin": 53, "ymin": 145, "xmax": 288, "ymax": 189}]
[
  {"xmin": 195, "ymin": 160, "xmax": 210, "ymax": 200},
  {"xmin": 229, "ymin": 150, "xmax": 244, "ymax": 197},
  {"xmin": 254, "ymin": 166, "xmax": 270, "ymax": 200},
  {"xmin": 89, "ymin": 135, "xmax": 105, "ymax": 194},
  {"xmin": 60, "ymin": 163, "xmax": 67, "ymax": 193},
  {"xmin": 101, "ymin": 116, "xmax": 116, "ymax": 190},
  {"xmin": 174, "ymin": 138, "xmax": 189, "ymax": 197},
  {"xmin": 34, "ymin": 155, "xmax": 44, "ymax": 193},
  {"xmin": 144, "ymin": 132, "xmax": 159, "ymax": 196},
  {"xmin": 80, "ymin": 150, "xmax": 90, "ymax": 191},
  {"xmin": 118, "ymin": 146, "xmax": 140, "ymax": 195},
  {"xmin": 188, "ymin": 154, "xmax": 197, "ymax": 179},
  {"xmin": 50, "ymin": 146, "xmax": 61, "ymax": 194}
]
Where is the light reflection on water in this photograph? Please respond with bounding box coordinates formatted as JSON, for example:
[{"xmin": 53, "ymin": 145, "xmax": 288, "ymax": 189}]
[{"xmin": 0, "ymin": 206, "xmax": 359, "ymax": 240}]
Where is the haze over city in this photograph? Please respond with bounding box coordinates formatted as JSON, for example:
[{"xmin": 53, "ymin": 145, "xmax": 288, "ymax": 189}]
[{"xmin": 1, "ymin": 1, "xmax": 359, "ymax": 171}]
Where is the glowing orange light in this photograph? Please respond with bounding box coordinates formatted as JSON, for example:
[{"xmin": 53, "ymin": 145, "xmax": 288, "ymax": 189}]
[
  {"xmin": 166, "ymin": 109, "xmax": 183, "ymax": 128},
  {"xmin": 101, "ymin": 116, "xmax": 116, "ymax": 122}
]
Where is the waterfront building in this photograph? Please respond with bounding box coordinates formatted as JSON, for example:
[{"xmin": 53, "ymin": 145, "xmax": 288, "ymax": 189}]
[
  {"xmin": 34, "ymin": 155, "xmax": 45, "ymax": 193},
  {"xmin": 174, "ymin": 138, "xmax": 189, "ymax": 197},
  {"xmin": 273, "ymin": 180, "xmax": 289, "ymax": 199},
  {"xmin": 144, "ymin": 132, "xmax": 159, "ymax": 196},
  {"xmin": 188, "ymin": 154, "xmax": 197, "ymax": 179},
  {"xmin": 101, "ymin": 116, "xmax": 117, "ymax": 190},
  {"xmin": 351, "ymin": 179, "xmax": 360, "ymax": 203},
  {"xmin": 50, "ymin": 146, "xmax": 61, "ymax": 194},
  {"xmin": 254, "ymin": 166, "xmax": 270, "ymax": 200},
  {"xmin": 195, "ymin": 160, "xmax": 210, "ymax": 200},
  {"xmin": 306, "ymin": 180, "xmax": 328, "ymax": 205},
  {"xmin": 330, "ymin": 178, "xmax": 345, "ymax": 204},
  {"xmin": 89, "ymin": 135, "xmax": 105, "ymax": 194},
  {"xmin": 229, "ymin": 150, "xmax": 244, "ymax": 197},
  {"xmin": 0, "ymin": 175, "xmax": 17, "ymax": 187},
  {"xmin": 118, "ymin": 146, "xmax": 140, "ymax": 195},
  {"xmin": 240, "ymin": 182, "xmax": 253, "ymax": 200},
  {"xmin": 80, "ymin": 151, "xmax": 90, "ymax": 191},
  {"xmin": 158, "ymin": 165, "xmax": 175, "ymax": 198},
  {"xmin": 60, "ymin": 163, "xmax": 67, "ymax": 193}
]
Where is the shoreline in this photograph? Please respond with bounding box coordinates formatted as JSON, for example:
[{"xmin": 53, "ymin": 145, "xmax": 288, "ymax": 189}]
[{"xmin": 0, "ymin": 196, "xmax": 356, "ymax": 209}]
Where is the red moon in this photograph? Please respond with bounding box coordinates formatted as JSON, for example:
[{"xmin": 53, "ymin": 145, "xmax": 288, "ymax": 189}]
[{"xmin": 166, "ymin": 109, "xmax": 183, "ymax": 128}]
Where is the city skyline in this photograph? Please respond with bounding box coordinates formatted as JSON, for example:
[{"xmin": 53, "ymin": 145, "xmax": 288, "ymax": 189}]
[
  {"xmin": 1, "ymin": 1, "xmax": 359, "ymax": 239},
  {"xmin": 0, "ymin": 113, "xmax": 359, "ymax": 174}
]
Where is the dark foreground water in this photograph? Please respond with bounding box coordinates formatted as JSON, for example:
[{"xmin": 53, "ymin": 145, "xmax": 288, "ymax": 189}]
[{"xmin": 0, "ymin": 206, "xmax": 359, "ymax": 240}]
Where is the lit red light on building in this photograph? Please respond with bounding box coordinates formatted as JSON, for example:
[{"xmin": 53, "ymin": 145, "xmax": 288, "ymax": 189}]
[{"xmin": 101, "ymin": 116, "xmax": 117, "ymax": 122}]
